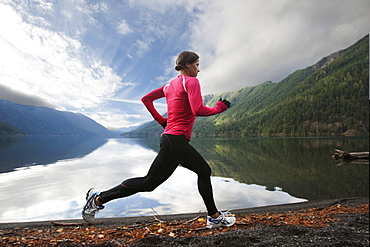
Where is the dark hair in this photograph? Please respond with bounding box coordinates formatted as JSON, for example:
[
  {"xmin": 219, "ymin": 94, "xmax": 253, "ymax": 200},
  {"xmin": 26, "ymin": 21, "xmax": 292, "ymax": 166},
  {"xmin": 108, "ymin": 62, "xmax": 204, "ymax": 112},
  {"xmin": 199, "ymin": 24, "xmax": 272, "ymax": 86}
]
[{"xmin": 175, "ymin": 51, "xmax": 199, "ymax": 71}]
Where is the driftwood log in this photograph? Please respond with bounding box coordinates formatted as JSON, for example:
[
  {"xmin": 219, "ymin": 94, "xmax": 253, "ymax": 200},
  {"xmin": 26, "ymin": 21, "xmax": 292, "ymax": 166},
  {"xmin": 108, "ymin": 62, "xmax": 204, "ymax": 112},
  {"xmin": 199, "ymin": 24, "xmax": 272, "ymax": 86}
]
[{"xmin": 332, "ymin": 149, "xmax": 369, "ymax": 160}]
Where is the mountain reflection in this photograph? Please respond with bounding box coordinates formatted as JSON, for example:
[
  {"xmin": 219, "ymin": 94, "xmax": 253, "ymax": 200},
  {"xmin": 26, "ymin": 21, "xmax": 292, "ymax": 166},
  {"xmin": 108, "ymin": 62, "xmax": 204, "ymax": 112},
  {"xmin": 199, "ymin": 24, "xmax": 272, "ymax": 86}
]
[
  {"xmin": 136, "ymin": 137, "xmax": 369, "ymax": 201},
  {"xmin": 0, "ymin": 137, "xmax": 108, "ymax": 173}
]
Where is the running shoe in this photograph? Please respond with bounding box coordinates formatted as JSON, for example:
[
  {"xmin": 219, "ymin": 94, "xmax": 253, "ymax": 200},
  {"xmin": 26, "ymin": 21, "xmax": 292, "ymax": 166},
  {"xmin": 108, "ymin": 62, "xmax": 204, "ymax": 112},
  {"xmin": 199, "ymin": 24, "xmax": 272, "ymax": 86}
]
[
  {"xmin": 206, "ymin": 211, "xmax": 236, "ymax": 229},
  {"xmin": 82, "ymin": 188, "xmax": 104, "ymax": 223}
]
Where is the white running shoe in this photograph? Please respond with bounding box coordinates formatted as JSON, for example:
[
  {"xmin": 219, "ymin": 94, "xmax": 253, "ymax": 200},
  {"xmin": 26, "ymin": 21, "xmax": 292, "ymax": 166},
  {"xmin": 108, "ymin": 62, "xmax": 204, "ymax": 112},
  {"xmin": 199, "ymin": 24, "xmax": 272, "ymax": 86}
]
[
  {"xmin": 82, "ymin": 188, "xmax": 104, "ymax": 223},
  {"xmin": 206, "ymin": 211, "xmax": 236, "ymax": 229}
]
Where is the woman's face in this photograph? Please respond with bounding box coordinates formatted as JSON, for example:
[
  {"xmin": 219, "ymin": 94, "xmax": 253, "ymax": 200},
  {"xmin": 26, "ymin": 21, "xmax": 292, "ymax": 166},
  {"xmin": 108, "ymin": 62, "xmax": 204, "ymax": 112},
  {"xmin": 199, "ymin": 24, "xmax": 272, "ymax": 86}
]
[{"xmin": 186, "ymin": 59, "xmax": 200, "ymax": 77}]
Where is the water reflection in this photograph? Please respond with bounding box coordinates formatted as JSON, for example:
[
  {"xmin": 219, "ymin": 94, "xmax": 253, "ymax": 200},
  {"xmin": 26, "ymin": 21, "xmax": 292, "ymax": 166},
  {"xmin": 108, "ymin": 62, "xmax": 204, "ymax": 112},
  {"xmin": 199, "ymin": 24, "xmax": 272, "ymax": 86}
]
[
  {"xmin": 0, "ymin": 137, "xmax": 368, "ymax": 223},
  {"xmin": 0, "ymin": 137, "xmax": 107, "ymax": 173},
  {"xmin": 189, "ymin": 137, "xmax": 369, "ymax": 200},
  {"xmin": 138, "ymin": 137, "xmax": 369, "ymax": 200}
]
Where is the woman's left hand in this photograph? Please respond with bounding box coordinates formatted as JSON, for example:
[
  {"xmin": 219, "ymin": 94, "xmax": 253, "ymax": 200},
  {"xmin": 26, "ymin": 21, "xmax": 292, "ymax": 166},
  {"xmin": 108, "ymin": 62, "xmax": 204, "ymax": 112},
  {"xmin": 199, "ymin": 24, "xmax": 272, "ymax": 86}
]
[{"xmin": 219, "ymin": 98, "xmax": 231, "ymax": 108}]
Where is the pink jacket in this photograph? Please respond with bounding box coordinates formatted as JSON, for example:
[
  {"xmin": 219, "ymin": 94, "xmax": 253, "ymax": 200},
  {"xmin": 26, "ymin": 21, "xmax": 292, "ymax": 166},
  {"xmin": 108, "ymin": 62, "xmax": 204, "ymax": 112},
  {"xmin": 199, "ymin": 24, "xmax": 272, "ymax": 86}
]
[{"xmin": 141, "ymin": 75, "xmax": 228, "ymax": 140}]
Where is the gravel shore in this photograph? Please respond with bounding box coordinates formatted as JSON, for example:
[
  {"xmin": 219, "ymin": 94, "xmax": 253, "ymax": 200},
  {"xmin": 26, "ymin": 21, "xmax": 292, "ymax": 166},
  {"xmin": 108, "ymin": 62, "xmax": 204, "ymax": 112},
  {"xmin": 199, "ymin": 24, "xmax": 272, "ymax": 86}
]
[{"xmin": 0, "ymin": 197, "xmax": 368, "ymax": 246}]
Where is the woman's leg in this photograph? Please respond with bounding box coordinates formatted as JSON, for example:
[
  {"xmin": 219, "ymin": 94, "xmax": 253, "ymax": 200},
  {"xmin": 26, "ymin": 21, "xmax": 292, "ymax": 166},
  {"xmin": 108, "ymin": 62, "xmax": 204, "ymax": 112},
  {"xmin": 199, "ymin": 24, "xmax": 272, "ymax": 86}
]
[
  {"xmin": 99, "ymin": 135, "xmax": 189, "ymax": 204},
  {"xmin": 180, "ymin": 144, "xmax": 218, "ymax": 216}
]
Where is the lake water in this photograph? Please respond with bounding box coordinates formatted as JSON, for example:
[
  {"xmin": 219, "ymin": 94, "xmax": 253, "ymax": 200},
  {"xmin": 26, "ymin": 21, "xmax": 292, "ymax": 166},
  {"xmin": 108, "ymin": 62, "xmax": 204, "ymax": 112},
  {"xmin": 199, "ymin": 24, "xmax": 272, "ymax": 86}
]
[{"xmin": 0, "ymin": 136, "xmax": 368, "ymax": 223}]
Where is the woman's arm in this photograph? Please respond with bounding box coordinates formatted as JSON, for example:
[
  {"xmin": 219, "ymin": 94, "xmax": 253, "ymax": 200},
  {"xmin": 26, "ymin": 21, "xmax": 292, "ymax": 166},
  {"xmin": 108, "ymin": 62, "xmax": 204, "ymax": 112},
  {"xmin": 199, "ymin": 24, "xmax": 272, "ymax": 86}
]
[
  {"xmin": 141, "ymin": 86, "xmax": 167, "ymax": 125},
  {"xmin": 187, "ymin": 78, "xmax": 228, "ymax": 116}
]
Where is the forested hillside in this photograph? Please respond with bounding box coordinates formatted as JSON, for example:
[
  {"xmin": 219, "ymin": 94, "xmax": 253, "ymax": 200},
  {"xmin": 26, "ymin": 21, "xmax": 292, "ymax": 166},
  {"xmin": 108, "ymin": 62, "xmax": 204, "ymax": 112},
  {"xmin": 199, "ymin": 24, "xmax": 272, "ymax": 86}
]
[{"xmin": 124, "ymin": 35, "xmax": 369, "ymax": 138}]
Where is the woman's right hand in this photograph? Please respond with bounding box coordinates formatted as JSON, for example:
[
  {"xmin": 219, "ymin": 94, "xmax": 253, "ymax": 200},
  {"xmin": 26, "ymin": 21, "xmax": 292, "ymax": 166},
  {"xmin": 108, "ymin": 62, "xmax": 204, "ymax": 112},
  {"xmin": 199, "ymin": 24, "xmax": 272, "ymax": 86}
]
[{"xmin": 161, "ymin": 119, "xmax": 167, "ymax": 128}]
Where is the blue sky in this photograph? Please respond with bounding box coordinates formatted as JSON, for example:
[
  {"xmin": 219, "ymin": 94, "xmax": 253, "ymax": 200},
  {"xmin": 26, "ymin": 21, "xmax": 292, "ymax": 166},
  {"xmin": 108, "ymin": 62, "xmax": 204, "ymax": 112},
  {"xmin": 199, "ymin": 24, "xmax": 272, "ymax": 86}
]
[{"xmin": 0, "ymin": 0, "xmax": 369, "ymax": 129}]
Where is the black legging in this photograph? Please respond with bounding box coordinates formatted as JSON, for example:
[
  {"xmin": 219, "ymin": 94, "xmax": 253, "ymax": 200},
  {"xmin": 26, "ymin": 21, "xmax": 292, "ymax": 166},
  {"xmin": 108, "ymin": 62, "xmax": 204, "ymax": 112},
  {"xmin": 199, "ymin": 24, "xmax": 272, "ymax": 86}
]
[{"xmin": 99, "ymin": 134, "xmax": 218, "ymax": 216}]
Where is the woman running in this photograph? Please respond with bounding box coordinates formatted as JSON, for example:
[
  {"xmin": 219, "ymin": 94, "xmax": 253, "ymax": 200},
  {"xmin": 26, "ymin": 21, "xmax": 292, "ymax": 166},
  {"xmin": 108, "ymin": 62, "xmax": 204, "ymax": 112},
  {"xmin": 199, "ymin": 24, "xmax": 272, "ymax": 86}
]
[{"xmin": 82, "ymin": 51, "xmax": 236, "ymax": 228}]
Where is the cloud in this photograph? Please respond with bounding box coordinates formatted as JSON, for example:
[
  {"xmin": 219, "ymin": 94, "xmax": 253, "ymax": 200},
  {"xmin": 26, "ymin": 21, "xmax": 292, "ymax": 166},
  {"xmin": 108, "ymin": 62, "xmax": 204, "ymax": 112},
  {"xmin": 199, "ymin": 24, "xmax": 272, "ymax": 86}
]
[
  {"xmin": 102, "ymin": 98, "xmax": 142, "ymax": 104},
  {"xmin": 127, "ymin": 0, "xmax": 208, "ymax": 13},
  {"xmin": 85, "ymin": 112, "xmax": 144, "ymax": 130},
  {"xmin": 0, "ymin": 84, "xmax": 58, "ymax": 108},
  {"xmin": 188, "ymin": 0, "xmax": 370, "ymax": 94},
  {"xmin": 0, "ymin": 1, "xmax": 123, "ymax": 111},
  {"xmin": 83, "ymin": 98, "xmax": 167, "ymax": 128},
  {"xmin": 89, "ymin": 2, "xmax": 109, "ymax": 13},
  {"xmin": 117, "ymin": 19, "xmax": 133, "ymax": 35}
]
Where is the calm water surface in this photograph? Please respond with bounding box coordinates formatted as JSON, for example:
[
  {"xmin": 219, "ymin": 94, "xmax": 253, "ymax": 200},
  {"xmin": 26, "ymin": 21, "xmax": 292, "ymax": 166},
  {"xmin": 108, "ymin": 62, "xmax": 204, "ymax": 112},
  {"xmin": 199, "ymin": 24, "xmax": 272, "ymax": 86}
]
[{"xmin": 0, "ymin": 136, "xmax": 368, "ymax": 223}]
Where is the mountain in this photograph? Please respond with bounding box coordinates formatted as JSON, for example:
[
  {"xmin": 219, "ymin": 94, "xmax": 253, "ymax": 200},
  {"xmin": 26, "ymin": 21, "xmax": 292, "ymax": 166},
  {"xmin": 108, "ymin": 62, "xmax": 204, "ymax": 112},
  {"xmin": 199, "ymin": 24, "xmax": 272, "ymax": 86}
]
[
  {"xmin": 0, "ymin": 122, "xmax": 25, "ymax": 137},
  {"xmin": 0, "ymin": 99, "xmax": 115, "ymax": 137},
  {"xmin": 124, "ymin": 35, "xmax": 369, "ymax": 138}
]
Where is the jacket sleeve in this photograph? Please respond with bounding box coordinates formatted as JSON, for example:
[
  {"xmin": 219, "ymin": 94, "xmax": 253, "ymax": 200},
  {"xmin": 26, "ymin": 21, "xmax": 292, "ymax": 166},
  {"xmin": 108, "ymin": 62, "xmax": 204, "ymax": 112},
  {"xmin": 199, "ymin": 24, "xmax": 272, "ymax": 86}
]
[
  {"xmin": 141, "ymin": 86, "xmax": 167, "ymax": 125},
  {"xmin": 186, "ymin": 78, "xmax": 228, "ymax": 116}
]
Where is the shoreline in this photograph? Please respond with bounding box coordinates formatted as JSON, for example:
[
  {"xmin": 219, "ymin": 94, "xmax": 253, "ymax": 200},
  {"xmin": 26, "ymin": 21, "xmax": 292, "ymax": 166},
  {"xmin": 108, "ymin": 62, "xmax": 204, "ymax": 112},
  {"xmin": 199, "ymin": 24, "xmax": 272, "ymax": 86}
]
[
  {"xmin": 0, "ymin": 197, "xmax": 368, "ymax": 246},
  {"xmin": 1, "ymin": 197, "xmax": 367, "ymax": 228}
]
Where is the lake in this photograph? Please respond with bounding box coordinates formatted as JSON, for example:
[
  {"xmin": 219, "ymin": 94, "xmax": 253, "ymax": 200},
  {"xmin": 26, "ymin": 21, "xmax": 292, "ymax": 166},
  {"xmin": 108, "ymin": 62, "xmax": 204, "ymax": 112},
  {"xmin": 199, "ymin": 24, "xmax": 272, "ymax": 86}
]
[{"xmin": 0, "ymin": 136, "xmax": 368, "ymax": 223}]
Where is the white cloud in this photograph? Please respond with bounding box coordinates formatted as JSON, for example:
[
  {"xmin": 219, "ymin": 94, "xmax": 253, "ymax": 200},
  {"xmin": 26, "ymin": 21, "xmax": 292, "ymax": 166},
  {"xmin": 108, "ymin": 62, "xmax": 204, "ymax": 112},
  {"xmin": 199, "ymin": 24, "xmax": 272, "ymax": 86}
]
[
  {"xmin": 102, "ymin": 98, "xmax": 142, "ymax": 104},
  {"xmin": 117, "ymin": 19, "xmax": 133, "ymax": 35},
  {"xmin": 188, "ymin": 0, "xmax": 370, "ymax": 94},
  {"xmin": 85, "ymin": 112, "xmax": 145, "ymax": 129},
  {"xmin": 127, "ymin": 0, "xmax": 209, "ymax": 13},
  {"xmin": 82, "ymin": 97, "xmax": 167, "ymax": 128},
  {"xmin": 32, "ymin": 0, "xmax": 53, "ymax": 12},
  {"xmin": 129, "ymin": 11, "xmax": 173, "ymax": 56},
  {"xmin": 90, "ymin": 2, "xmax": 109, "ymax": 13},
  {"xmin": 0, "ymin": 2, "xmax": 123, "ymax": 110}
]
